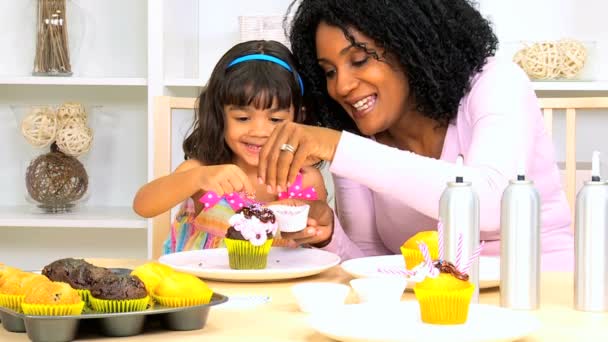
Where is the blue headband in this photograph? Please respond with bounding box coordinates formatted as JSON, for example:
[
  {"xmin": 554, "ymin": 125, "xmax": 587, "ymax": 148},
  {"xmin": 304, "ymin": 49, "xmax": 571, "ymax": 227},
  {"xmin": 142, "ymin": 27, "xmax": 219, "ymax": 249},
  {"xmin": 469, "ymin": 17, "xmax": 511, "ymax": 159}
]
[{"xmin": 226, "ymin": 54, "xmax": 304, "ymax": 95}]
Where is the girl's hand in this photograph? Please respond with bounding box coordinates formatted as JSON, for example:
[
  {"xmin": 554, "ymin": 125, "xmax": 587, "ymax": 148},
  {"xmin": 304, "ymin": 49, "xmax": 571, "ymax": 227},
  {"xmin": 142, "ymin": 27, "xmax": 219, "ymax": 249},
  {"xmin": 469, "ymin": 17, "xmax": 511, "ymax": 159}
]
[
  {"xmin": 197, "ymin": 164, "xmax": 254, "ymax": 195},
  {"xmin": 258, "ymin": 122, "xmax": 341, "ymax": 193},
  {"xmin": 273, "ymin": 199, "xmax": 334, "ymax": 247}
]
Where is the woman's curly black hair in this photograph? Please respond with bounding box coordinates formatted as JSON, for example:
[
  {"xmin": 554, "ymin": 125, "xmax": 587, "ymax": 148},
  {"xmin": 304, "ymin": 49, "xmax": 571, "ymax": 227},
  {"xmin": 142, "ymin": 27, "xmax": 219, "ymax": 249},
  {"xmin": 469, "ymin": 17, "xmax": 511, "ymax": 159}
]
[{"xmin": 286, "ymin": 0, "xmax": 498, "ymax": 133}]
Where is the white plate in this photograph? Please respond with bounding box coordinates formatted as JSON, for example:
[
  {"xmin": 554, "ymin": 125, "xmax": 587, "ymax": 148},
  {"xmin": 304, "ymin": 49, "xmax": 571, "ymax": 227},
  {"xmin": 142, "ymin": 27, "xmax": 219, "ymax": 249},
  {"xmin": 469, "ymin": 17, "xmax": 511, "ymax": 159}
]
[
  {"xmin": 159, "ymin": 247, "xmax": 341, "ymax": 282},
  {"xmin": 341, "ymin": 255, "xmax": 500, "ymax": 289},
  {"xmin": 309, "ymin": 302, "xmax": 539, "ymax": 342}
]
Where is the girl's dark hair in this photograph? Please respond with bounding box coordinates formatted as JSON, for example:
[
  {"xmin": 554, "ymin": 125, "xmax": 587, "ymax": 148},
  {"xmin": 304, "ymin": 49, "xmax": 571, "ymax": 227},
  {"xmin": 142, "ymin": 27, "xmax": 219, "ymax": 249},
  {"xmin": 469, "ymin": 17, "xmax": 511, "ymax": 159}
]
[
  {"xmin": 183, "ymin": 40, "xmax": 304, "ymax": 164},
  {"xmin": 286, "ymin": 0, "xmax": 498, "ymax": 133}
]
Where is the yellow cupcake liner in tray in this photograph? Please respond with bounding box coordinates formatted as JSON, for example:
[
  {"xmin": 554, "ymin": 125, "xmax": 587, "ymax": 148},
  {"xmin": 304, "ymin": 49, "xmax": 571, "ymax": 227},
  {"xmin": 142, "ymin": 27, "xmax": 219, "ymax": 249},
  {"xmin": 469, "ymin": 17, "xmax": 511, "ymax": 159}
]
[
  {"xmin": 89, "ymin": 296, "xmax": 150, "ymax": 313},
  {"xmin": 21, "ymin": 301, "xmax": 85, "ymax": 316},
  {"xmin": 225, "ymin": 238, "xmax": 273, "ymax": 270},
  {"xmin": 152, "ymin": 291, "xmax": 213, "ymax": 307},
  {"xmin": 0, "ymin": 293, "xmax": 25, "ymax": 312},
  {"xmin": 413, "ymin": 283, "xmax": 475, "ymax": 324},
  {"xmin": 76, "ymin": 289, "xmax": 91, "ymax": 306}
]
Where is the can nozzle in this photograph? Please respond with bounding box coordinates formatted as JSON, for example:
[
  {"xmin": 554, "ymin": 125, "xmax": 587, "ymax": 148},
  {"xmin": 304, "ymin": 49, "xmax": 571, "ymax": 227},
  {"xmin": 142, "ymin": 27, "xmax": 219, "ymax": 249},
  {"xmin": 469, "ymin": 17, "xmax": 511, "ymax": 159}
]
[
  {"xmin": 592, "ymin": 151, "xmax": 601, "ymax": 182},
  {"xmin": 456, "ymin": 155, "xmax": 464, "ymax": 183},
  {"xmin": 517, "ymin": 160, "xmax": 526, "ymax": 181}
]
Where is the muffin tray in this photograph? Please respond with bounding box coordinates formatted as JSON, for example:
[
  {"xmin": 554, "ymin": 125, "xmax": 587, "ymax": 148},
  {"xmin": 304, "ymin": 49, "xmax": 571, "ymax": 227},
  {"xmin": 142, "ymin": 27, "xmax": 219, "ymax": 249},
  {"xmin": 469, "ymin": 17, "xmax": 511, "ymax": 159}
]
[{"xmin": 0, "ymin": 292, "xmax": 228, "ymax": 342}]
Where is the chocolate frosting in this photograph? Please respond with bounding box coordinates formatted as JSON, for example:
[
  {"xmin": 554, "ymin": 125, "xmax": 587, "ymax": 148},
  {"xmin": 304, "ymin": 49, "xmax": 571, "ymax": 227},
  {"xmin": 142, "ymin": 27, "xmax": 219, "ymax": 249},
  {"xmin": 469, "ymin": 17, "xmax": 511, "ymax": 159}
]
[
  {"xmin": 433, "ymin": 260, "xmax": 469, "ymax": 281},
  {"xmin": 90, "ymin": 274, "xmax": 147, "ymax": 300},
  {"xmin": 238, "ymin": 205, "xmax": 276, "ymax": 224}
]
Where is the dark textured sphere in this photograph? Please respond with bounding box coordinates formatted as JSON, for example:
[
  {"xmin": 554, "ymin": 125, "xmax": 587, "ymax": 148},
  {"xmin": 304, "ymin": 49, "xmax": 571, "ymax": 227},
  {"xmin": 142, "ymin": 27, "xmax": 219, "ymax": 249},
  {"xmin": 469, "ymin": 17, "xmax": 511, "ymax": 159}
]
[{"xmin": 25, "ymin": 151, "xmax": 88, "ymax": 206}]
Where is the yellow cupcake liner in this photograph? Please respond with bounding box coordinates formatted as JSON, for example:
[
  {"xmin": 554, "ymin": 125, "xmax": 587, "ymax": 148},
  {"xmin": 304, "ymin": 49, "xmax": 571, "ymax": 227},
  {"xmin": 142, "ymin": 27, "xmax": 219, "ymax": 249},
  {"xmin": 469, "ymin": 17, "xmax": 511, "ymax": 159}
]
[
  {"xmin": 0, "ymin": 293, "xmax": 25, "ymax": 312},
  {"xmin": 400, "ymin": 246, "xmax": 439, "ymax": 270},
  {"xmin": 152, "ymin": 291, "xmax": 213, "ymax": 307},
  {"xmin": 225, "ymin": 238, "xmax": 273, "ymax": 270},
  {"xmin": 76, "ymin": 289, "xmax": 90, "ymax": 306},
  {"xmin": 21, "ymin": 302, "xmax": 84, "ymax": 316},
  {"xmin": 89, "ymin": 296, "xmax": 150, "ymax": 313},
  {"xmin": 413, "ymin": 283, "xmax": 475, "ymax": 324}
]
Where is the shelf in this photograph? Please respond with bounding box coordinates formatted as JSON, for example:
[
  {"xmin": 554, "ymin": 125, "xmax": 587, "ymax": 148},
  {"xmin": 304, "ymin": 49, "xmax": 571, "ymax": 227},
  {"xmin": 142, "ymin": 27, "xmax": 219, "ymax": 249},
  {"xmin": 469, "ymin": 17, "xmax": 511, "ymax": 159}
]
[
  {"xmin": 0, "ymin": 206, "xmax": 147, "ymax": 229},
  {"xmin": 164, "ymin": 78, "xmax": 206, "ymax": 87},
  {"xmin": 0, "ymin": 77, "xmax": 147, "ymax": 86},
  {"xmin": 533, "ymin": 81, "xmax": 608, "ymax": 91}
]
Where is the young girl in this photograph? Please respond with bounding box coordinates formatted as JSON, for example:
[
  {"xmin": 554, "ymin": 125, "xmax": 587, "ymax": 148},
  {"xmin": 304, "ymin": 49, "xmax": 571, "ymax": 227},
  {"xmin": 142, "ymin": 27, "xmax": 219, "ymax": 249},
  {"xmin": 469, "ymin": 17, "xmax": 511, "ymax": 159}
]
[{"xmin": 133, "ymin": 40, "xmax": 327, "ymax": 254}]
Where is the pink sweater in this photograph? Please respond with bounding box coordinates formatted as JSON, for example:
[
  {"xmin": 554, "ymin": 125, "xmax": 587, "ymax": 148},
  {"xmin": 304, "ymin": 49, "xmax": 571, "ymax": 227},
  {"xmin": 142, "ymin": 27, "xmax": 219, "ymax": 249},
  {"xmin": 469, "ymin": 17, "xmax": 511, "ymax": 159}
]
[{"xmin": 324, "ymin": 58, "xmax": 574, "ymax": 271}]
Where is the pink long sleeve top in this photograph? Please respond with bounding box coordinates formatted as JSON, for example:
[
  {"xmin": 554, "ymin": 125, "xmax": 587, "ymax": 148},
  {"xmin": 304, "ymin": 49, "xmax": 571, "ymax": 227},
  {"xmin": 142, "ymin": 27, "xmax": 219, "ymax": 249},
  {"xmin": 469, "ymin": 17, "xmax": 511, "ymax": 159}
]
[{"xmin": 324, "ymin": 58, "xmax": 574, "ymax": 271}]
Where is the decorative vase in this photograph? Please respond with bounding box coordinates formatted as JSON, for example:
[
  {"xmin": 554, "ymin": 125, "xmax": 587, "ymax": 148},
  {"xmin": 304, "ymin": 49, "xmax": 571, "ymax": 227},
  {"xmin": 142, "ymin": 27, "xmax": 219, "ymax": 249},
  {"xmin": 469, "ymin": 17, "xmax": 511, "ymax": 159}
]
[{"xmin": 33, "ymin": 0, "xmax": 72, "ymax": 76}]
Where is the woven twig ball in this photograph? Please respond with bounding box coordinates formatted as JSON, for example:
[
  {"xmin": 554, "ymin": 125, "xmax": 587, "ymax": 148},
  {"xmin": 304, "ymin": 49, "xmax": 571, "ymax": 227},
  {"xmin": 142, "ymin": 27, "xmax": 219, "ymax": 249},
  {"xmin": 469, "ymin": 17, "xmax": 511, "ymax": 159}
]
[
  {"xmin": 57, "ymin": 102, "xmax": 87, "ymax": 126},
  {"xmin": 56, "ymin": 123, "xmax": 93, "ymax": 157},
  {"xmin": 558, "ymin": 39, "xmax": 587, "ymax": 79},
  {"xmin": 513, "ymin": 40, "xmax": 587, "ymax": 80},
  {"xmin": 26, "ymin": 148, "xmax": 88, "ymax": 206},
  {"xmin": 20, "ymin": 106, "xmax": 58, "ymax": 148},
  {"xmin": 514, "ymin": 42, "xmax": 563, "ymax": 79}
]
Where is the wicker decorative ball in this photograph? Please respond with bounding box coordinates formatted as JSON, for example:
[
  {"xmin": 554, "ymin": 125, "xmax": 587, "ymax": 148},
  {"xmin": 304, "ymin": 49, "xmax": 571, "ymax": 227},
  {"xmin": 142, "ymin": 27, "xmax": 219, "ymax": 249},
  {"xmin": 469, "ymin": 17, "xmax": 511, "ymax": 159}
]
[
  {"xmin": 56, "ymin": 123, "xmax": 93, "ymax": 157},
  {"xmin": 25, "ymin": 148, "xmax": 88, "ymax": 207},
  {"xmin": 513, "ymin": 39, "xmax": 587, "ymax": 80},
  {"xmin": 558, "ymin": 39, "xmax": 587, "ymax": 79},
  {"xmin": 20, "ymin": 106, "xmax": 58, "ymax": 148},
  {"xmin": 57, "ymin": 102, "xmax": 87, "ymax": 126}
]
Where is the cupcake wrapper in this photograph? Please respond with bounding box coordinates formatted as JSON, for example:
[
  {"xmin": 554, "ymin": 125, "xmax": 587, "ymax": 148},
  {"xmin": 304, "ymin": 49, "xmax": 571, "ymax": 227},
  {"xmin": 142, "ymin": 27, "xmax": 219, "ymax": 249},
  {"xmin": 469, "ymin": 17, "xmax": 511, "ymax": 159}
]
[
  {"xmin": 267, "ymin": 204, "xmax": 310, "ymax": 233},
  {"xmin": 152, "ymin": 291, "xmax": 213, "ymax": 307},
  {"xmin": 0, "ymin": 293, "xmax": 25, "ymax": 312},
  {"xmin": 89, "ymin": 296, "xmax": 150, "ymax": 313},
  {"xmin": 225, "ymin": 238, "xmax": 272, "ymax": 270},
  {"xmin": 400, "ymin": 247, "xmax": 424, "ymax": 270},
  {"xmin": 77, "ymin": 289, "xmax": 91, "ymax": 306},
  {"xmin": 22, "ymin": 302, "xmax": 84, "ymax": 316},
  {"xmin": 413, "ymin": 283, "xmax": 475, "ymax": 324},
  {"xmin": 400, "ymin": 246, "xmax": 440, "ymax": 270}
]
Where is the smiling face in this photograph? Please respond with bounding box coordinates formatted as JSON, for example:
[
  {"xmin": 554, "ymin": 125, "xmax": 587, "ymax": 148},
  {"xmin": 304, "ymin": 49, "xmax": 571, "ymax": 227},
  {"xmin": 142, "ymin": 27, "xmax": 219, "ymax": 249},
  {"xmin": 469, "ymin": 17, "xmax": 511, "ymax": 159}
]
[
  {"xmin": 224, "ymin": 100, "xmax": 294, "ymax": 168},
  {"xmin": 315, "ymin": 22, "xmax": 411, "ymax": 136}
]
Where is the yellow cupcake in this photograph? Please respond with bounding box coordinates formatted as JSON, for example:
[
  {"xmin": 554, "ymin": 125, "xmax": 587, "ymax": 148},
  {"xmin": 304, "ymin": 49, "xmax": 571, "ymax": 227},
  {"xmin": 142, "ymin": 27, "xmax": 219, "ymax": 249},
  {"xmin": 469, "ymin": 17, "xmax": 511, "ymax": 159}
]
[
  {"xmin": 400, "ymin": 231, "xmax": 439, "ymax": 270},
  {"xmin": 131, "ymin": 262, "xmax": 174, "ymax": 295},
  {"xmin": 153, "ymin": 272, "xmax": 213, "ymax": 307},
  {"xmin": 413, "ymin": 266, "xmax": 474, "ymax": 324},
  {"xmin": 0, "ymin": 272, "xmax": 51, "ymax": 312},
  {"xmin": 22, "ymin": 281, "xmax": 84, "ymax": 316}
]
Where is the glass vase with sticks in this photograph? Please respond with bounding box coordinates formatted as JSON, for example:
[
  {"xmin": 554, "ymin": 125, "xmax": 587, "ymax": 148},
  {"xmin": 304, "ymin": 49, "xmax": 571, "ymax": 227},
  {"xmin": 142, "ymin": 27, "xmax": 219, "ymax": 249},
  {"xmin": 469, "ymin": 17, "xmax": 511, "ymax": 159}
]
[{"xmin": 33, "ymin": 0, "xmax": 72, "ymax": 76}]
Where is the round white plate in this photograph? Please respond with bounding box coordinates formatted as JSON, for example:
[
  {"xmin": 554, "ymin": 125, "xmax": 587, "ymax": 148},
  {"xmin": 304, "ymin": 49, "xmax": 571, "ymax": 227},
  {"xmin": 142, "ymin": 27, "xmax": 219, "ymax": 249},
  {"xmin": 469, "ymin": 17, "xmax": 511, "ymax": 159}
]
[
  {"xmin": 159, "ymin": 247, "xmax": 341, "ymax": 282},
  {"xmin": 341, "ymin": 255, "xmax": 500, "ymax": 289},
  {"xmin": 309, "ymin": 302, "xmax": 539, "ymax": 342}
]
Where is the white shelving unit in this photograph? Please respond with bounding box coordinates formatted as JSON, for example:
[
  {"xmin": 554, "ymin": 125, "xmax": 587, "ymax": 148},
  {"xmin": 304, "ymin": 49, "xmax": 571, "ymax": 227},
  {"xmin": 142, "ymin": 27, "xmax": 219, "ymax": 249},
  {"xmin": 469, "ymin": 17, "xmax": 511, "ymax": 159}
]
[
  {"xmin": 0, "ymin": 77, "xmax": 147, "ymax": 86},
  {"xmin": 0, "ymin": 0, "xmax": 606, "ymax": 269}
]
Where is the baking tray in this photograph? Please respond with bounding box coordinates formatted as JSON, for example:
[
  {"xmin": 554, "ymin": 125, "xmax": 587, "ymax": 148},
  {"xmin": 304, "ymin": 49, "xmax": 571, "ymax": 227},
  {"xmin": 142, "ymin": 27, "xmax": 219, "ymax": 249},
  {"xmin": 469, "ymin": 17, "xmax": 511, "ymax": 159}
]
[{"xmin": 0, "ymin": 293, "xmax": 228, "ymax": 342}]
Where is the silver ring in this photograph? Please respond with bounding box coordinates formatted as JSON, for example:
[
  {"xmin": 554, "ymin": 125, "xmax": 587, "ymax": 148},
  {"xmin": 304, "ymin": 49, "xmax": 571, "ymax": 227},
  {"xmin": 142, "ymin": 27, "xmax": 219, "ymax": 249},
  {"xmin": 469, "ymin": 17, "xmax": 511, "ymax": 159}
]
[{"xmin": 279, "ymin": 143, "xmax": 296, "ymax": 153}]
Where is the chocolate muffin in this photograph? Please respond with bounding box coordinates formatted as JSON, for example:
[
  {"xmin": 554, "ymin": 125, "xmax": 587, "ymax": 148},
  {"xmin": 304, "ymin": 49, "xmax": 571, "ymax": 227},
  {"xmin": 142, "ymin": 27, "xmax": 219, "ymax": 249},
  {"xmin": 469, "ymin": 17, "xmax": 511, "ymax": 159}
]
[
  {"xmin": 42, "ymin": 258, "xmax": 113, "ymax": 290},
  {"xmin": 90, "ymin": 274, "xmax": 147, "ymax": 300}
]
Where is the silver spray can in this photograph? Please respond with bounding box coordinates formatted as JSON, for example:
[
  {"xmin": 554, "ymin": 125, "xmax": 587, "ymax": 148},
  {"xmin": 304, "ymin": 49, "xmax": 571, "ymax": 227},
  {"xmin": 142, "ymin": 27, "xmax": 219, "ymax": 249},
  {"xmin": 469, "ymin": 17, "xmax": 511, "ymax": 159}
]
[
  {"xmin": 500, "ymin": 168, "xmax": 540, "ymax": 310},
  {"xmin": 439, "ymin": 155, "xmax": 480, "ymax": 302},
  {"xmin": 574, "ymin": 151, "xmax": 608, "ymax": 312}
]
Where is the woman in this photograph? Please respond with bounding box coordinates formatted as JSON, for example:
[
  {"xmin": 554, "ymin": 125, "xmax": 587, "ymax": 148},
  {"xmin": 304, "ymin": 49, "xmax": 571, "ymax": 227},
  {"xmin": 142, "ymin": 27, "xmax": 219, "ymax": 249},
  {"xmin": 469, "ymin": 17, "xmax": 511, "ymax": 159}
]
[{"xmin": 259, "ymin": 0, "xmax": 573, "ymax": 270}]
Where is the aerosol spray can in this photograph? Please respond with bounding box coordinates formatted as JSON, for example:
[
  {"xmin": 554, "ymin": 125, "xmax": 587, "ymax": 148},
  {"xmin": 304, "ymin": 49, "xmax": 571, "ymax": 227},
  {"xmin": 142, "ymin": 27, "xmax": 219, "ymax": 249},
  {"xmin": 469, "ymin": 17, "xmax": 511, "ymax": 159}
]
[
  {"xmin": 500, "ymin": 165, "xmax": 540, "ymax": 310},
  {"xmin": 439, "ymin": 155, "xmax": 480, "ymax": 302},
  {"xmin": 574, "ymin": 151, "xmax": 608, "ymax": 312}
]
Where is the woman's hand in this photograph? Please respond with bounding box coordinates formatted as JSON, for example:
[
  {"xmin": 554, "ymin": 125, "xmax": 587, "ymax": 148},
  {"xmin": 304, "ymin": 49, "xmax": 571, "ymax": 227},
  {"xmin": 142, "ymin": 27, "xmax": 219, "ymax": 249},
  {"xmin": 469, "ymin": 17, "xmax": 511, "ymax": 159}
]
[
  {"xmin": 272, "ymin": 199, "xmax": 334, "ymax": 247},
  {"xmin": 197, "ymin": 164, "xmax": 254, "ymax": 195},
  {"xmin": 258, "ymin": 122, "xmax": 341, "ymax": 193}
]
